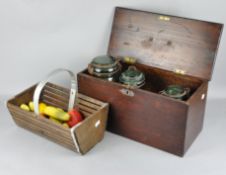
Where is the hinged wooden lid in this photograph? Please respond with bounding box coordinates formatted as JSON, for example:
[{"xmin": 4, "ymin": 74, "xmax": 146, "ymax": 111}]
[{"xmin": 108, "ymin": 7, "xmax": 223, "ymax": 81}]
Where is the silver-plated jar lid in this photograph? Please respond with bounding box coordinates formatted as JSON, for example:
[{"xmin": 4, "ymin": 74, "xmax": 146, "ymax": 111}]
[
  {"xmin": 119, "ymin": 66, "xmax": 145, "ymax": 88},
  {"xmin": 159, "ymin": 85, "xmax": 190, "ymax": 100},
  {"xmin": 88, "ymin": 55, "xmax": 121, "ymax": 79},
  {"xmin": 91, "ymin": 55, "xmax": 116, "ymax": 68}
]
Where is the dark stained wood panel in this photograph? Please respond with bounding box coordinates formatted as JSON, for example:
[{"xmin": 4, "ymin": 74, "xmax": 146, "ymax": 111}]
[
  {"xmin": 108, "ymin": 7, "xmax": 223, "ymax": 80},
  {"xmin": 78, "ymin": 72, "xmax": 190, "ymax": 156}
]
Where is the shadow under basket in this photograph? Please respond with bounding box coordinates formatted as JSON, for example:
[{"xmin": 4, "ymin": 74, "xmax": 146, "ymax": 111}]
[{"xmin": 7, "ymin": 82, "xmax": 109, "ymax": 155}]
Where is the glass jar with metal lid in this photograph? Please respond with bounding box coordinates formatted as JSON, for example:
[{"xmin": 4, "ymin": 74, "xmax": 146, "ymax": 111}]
[
  {"xmin": 159, "ymin": 85, "xmax": 190, "ymax": 100},
  {"xmin": 88, "ymin": 55, "xmax": 121, "ymax": 81},
  {"xmin": 119, "ymin": 66, "xmax": 145, "ymax": 88}
]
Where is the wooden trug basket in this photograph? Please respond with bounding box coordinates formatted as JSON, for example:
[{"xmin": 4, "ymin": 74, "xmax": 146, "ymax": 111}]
[{"xmin": 7, "ymin": 70, "xmax": 109, "ymax": 155}]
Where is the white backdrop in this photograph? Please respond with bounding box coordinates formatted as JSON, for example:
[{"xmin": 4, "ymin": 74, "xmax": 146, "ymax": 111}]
[
  {"xmin": 0, "ymin": 0, "xmax": 225, "ymax": 98},
  {"xmin": 1, "ymin": 1, "xmax": 226, "ymax": 175}
]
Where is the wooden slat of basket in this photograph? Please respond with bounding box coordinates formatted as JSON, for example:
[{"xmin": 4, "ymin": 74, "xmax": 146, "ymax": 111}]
[
  {"xmin": 12, "ymin": 115, "xmax": 75, "ymax": 147},
  {"xmin": 10, "ymin": 111, "xmax": 73, "ymax": 142},
  {"xmin": 42, "ymin": 84, "xmax": 69, "ymax": 108},
  {"xmin": 41, "ymin": 99, "xmax": 68, "ymax": 111},
  {"xmin": 8, "ymin": 103, "xmax": 36, "ymax": 117},
  {"xmin": 9, "ymin": 82, "xmax": 106, "ymax": 124},
  {"xmin": 8, "ymin": 101, "xmax": 79, "ymax": 151},
  {"xmin": 76, "ymin": 98, "xmax": 101, "ymax": 110},
  {"xmin": 8, "ymin": 104, "xmax": 72, "ymax": 139},
  {"xmin": 42, "ymin": 87, "xmax": 100, "ymax": 116},
  {"xmin": 77, "ymin": 93, "xmax": 103, "ymax": 106},
  {"xmin": 46, "ymin": 83, "xmax": 70, "ymax": 94},
  {"xmin": 42, "ymin": 95, "xmax": 68, "ymax": 109},
  {"xmin": 41, "ymin": 96, "xmax": 97, "ymax": 117},
  {"xmin": 77, "ymin": 104, "xmax": 97, "ymax": 114},
  {"xmin": 13, "ymin": 117, "xmax": 76, "ymax": 151},
  {"xmin": 42, "ymin": 89, "xmax": 69, "ymax": 103},
  {"xmin": 44, "ymin": 82, "xmax": 104, "ymax": 107}
]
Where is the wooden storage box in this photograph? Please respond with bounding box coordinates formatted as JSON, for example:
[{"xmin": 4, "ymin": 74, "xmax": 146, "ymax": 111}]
[
  {"xmin": 78, "ymin": 7, "xmax": 223, "ymax": 156},
  {"xmin": 7, "ymin": 69, "xmax": 109, "ymax": 155}
]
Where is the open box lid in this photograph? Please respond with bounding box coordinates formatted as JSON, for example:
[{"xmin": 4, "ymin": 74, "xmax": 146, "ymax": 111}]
[{"xmin": 108, "ymin": 7, "xmax": 223, "ymax": 81}]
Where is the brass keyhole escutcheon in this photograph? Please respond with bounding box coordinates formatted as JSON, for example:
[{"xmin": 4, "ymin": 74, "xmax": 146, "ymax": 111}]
[{"xmin": 120, "ymin": 88, "xmax": 135, "ymax": 97}]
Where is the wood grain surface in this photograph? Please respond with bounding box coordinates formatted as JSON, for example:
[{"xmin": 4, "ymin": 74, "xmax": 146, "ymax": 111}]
[
  {"xmin": 108, "ymin": 7, "xmax": 223, "ymax": 81},
  {"xmin": 7, "ymin": 83, "xmax": 109, "ymax": 155}
]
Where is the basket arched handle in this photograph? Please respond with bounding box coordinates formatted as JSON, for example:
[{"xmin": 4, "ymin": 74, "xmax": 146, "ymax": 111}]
[{"xmin": 33, "ymin": 68, "xmax": 76, "ymax": 116}]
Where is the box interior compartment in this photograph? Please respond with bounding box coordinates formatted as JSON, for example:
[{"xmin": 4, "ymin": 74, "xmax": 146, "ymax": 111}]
[
  {"xmin": 81, "ymin": 61, "xmax": 203, "ymax": 102},
  {"xmin": 80, "ymin": 7, "xmax": 222, "ymax": 103}
]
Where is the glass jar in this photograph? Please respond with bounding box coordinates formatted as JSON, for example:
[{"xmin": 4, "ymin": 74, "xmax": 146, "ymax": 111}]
[
  {"xmin": 159, "ymin": 85, "xmax": 190, "ymax": 100},
  {"xmin": 88, "ymin": 55, "xmax": 121, "ymax": 81},
  {"xmin": 119, "ymin": 66, "xmax": 145, "ymax": 88}
]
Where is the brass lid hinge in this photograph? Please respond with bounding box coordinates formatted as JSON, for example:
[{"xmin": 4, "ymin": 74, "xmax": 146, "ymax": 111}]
[
  {"xmin": 174, "ymin": 69, "xmax": 186, "ymax": 75},
  {"xmin": 159, "ymin": 16, "xmax": 170, "ymax": 21},
  {"xmin": 123, "ymin": 56, "xmax": 137, "ymax": 64}
]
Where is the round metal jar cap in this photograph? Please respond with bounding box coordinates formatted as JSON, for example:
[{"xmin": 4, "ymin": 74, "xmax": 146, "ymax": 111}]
[
  {"xmin": 119, "ymin": 66, "xmax": 145, "ymax": 88},
  {"xmin": 159, "ymin": 85, "xmax": 190, "ymax": 100},
  {"xmin": 88, "ymin": 55, "xmax": 121, "ymax": 79},
  {"xmin": 91, "ymin": 55, "xmax": 118, "ymax": 69}
]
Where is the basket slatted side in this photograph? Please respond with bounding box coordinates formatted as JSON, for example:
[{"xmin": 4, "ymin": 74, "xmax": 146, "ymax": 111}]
[
  {"xmin": 7, "ymin": 83, "xmax": 109, "ymax": 154},
  {"xmin": 8, "ymin": 104, "xmax": 76, "ymax": 150},
  {"xmin": 41, "ymin": 83, "xmax": 103, "ymax": 118}
]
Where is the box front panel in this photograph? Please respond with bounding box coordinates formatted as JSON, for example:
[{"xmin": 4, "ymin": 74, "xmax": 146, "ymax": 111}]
[{"xmin": 78, "ymin": 73, "xmax": 189, "ymax": 156}]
